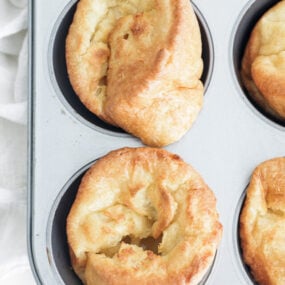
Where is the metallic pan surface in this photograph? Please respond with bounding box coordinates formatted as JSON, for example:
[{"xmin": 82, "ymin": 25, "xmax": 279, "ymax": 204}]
[{"xmin": 28, "ymin": 0, "xmax": 285, "ymax": 284}]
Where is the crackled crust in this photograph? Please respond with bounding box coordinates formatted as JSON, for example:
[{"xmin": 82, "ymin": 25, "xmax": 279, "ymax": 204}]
[
  {"xmin": 67, "ymin": 147, "xmax": 222, "ymax": 285},
  {"xmin": 66, "ymin": 0, "xmax": 203, "ymax": 146},
  {"xmin": 241, "ymin": 0, "xmax": 285, "ymax": 120},
  {"xmin": 240, "ymin": 157, "xmax": 285, "ymax": 285}
]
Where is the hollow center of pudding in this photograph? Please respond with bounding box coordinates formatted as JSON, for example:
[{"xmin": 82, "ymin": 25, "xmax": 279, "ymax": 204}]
[
  {"xmin": 99, "ymin": 235, "xmax": 163, "ymax": 258},
  {"xmin": 139, "ymin": 235, "xmax": 162, "ymax": 254}
]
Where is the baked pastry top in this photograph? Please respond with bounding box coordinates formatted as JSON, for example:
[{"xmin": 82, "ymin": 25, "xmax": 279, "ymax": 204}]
[
  {"xmin": 67, "ymin": 147, "xmax": 222, "ymax": 285},
  {"xmin": 66, "ymin": 0, "xmax": 203, "ymax": 146},
  {"xmin": 241, "ymin": 0, "xmax": 285, "ymax": 121},
  {"xmin": 240, "ymin": 157, "xmax": 285, "ymax": 285}
]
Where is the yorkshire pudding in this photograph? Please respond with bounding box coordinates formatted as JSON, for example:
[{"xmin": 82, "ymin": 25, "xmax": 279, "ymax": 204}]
[
  {"xmin": 241, "ymin": 1, "xmax": 285, "ymax": 121},
  {"xmin": 67, "ymin": 147, "xmax": 222, "ymax": 285},
  {"xmin": 66, "ymin": 0, "xmax": 203, "ymax": 146},
  {"xmin": 240, "ymin": 157, "xmax": 285, "ymax": 285}
]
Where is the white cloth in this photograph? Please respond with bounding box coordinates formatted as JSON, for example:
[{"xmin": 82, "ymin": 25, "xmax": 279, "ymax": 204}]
[{"xmin": 0, "ymin": 0, "xmax": 35, "ymax": 284}]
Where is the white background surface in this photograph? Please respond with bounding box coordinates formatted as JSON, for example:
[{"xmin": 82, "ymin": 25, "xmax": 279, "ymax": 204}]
[{"xmin": 0, "ymin": 0, "xmax": 35, "ymax": 284}]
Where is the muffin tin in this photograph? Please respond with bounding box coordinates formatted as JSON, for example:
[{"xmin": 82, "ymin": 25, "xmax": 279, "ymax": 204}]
[{"xmin": 28, "ymin": 0, "xmax": 285, "ymax": 284}]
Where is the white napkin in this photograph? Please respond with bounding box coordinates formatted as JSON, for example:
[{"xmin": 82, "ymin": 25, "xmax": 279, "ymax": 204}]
[{"xmin": 0, "ymin": 0, "xmax": 35, "ymax": 283}]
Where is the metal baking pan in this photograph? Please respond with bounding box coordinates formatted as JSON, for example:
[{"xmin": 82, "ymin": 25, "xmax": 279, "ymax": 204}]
[{"xmin": 28, "ymin": 0, "xmax": 285, "ymax": 284}]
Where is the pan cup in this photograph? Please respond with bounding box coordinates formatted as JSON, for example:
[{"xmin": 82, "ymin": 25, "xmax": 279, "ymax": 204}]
[
  {"xmin": 46, "ymin": 161, "xmax": 92, "ymax": 285},
  {"xmin": 231, "ymin": 0, "xmax": 285, "ymax": 129},
  {"xmin": 48, "ymin": 0, "xmax": 214, "ymax": 136},
  {"xmin": 233, "ymin": 189, "xmax": 258, "ymax": 285},
  {"xmin": 46, "ymin": 159, "xmax": 217, "ymax": 285}
]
